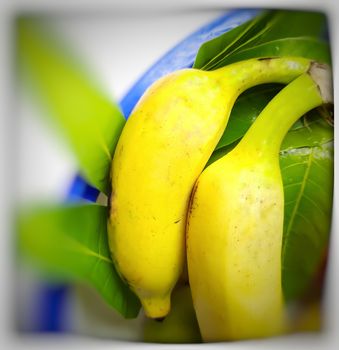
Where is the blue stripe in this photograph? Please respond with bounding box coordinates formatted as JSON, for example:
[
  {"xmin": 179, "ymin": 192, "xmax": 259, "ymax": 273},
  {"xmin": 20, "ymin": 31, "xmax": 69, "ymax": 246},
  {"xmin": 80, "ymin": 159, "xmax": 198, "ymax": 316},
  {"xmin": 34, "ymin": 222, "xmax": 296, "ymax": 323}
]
[
  {"xmin": 67, "ymin": 174, "xmax": 99, "ymax": 203},
  {"xmin": 35, "ymin": 284, "xmax": 70, "ymax": 332}
]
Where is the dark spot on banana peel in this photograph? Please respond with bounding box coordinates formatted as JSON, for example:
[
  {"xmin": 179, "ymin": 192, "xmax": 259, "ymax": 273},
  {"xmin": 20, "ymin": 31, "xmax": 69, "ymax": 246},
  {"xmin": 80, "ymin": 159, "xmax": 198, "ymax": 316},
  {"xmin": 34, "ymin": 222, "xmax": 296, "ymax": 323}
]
[
  {"xmin": 154, "ymin": 316, "xmax": 166, "ymax": 322},
  {"xmin": 119, "ymin": 145, "xmax": 124, "ymax": 156},
  {"xmin": 188, "ymin": 181, "xmax": 199, "ymax": 212},
  {"xmin": 185, "ymin": 181, "xmax": 199, "ymax": 235},
  {"xmin": 107, "ymin": 189, "xmax": 112, "ymax": 217},
  {"xmin": 108, "ymin": 189, "xmax": 117, "ymax": 219},
  {"xmin": 257, "ymin": 57, "xmax": 274, "ymax": 61}
]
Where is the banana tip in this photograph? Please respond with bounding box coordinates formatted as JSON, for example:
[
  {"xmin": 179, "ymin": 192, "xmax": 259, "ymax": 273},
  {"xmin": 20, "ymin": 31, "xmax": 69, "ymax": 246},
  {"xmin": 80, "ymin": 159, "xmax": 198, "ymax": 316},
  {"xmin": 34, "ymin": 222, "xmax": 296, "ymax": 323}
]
[{"xmin": 141, "ymin": 295, "xmax": 171, "ymax": 319}]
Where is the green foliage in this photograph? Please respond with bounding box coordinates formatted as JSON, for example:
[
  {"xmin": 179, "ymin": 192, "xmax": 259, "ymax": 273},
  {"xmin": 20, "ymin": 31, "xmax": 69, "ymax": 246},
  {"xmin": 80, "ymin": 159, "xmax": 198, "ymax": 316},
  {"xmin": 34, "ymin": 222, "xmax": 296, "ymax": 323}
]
[
  {"xmin": 194, "ymin": 10, "xmax": 329, "ymax": 70},
  {"xmin": 17, "ymin": 203, "xmax": 141, "ymax": 318},
  {"xmin": 193, "ymin": 11, "xmax": 273, "ymax": 70},
  {"xmin": 213, "ymin": 37, "xmax": 331, "ymax": 67},
  {"xmin": 281, "ymin": 143, "xmax": 333, "ymax": 300}
]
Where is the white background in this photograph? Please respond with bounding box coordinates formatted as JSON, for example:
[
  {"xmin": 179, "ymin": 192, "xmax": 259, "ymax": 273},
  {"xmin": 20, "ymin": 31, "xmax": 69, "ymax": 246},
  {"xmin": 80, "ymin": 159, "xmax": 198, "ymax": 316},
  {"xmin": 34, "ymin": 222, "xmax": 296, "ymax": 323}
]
[{"xmin": 0, "ymin": 0, "xmax": 338, "ymax": 349}]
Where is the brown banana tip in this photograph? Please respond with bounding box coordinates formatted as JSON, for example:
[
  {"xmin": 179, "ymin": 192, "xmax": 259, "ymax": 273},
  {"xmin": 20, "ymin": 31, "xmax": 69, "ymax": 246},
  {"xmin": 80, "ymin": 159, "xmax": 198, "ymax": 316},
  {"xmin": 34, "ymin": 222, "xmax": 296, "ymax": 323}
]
[{"xmin": 309, "ymin": 62, "xmax": 333, "ymax": 104}]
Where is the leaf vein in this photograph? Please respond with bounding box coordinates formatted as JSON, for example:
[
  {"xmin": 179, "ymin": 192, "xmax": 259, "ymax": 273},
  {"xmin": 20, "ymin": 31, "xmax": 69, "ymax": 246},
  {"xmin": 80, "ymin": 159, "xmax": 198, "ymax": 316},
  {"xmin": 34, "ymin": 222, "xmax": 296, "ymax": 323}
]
[
  {"xmin": 282, "ymin": 148, "xmax": 314, "ymax": 263},
  {"xmin": 70, "ymin": 238, "xmax": 113, "ymax": 264},
  {"xmin": 281, "ymin": 160, "xmax": 309, "ymax": 171},
  {"xmin": 302, "ymin": 193, "xmax": 328, "ymax": 217},
  {"xmin": 284, "ymin": 182, "xmax": 303, "ymax": 189}
]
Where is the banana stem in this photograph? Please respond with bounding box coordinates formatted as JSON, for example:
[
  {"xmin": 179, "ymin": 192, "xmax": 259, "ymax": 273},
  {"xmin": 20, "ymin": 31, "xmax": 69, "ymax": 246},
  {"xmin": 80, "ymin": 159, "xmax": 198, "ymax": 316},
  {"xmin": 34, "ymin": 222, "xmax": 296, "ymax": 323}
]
[
  {"xmin": 235, "ymin": 63, "xmax": 332, "ymax": 157},
  {"xmin": 212, "ymin": 56, "xmax": 312, "ymax": 94}
]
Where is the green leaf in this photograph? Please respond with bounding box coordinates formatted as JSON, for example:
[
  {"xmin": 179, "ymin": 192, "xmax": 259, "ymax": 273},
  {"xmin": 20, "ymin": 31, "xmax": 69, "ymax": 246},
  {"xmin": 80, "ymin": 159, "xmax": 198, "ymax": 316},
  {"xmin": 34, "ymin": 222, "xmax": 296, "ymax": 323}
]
[
  {"xmin": 280, "ymin": 143, "xmax": 333, "ymax": 301},
  {"xmin": 213, "ymin": 37, "xmax": 331, "ymax": 68},
  {"xmin": 193, "ymin": 10, "xmax": 273, "ymax": 70},
  {"xmin": 16, "ymin": 18, "xmax": 125, "ymax": 194},
  {"xmin": 17, "ymin": 203, "xmax": 141, "ymax": 318},
  {"xmin": 281, "ymin": 109, "xmax": 333, "ymax": 151},
  {"xmin": 255, "ymin": 10, "xmax": 327, "ymax": 43},
  {"xmin": 194, "ymin": 10, "xmax": 328, "ymax": 70}
]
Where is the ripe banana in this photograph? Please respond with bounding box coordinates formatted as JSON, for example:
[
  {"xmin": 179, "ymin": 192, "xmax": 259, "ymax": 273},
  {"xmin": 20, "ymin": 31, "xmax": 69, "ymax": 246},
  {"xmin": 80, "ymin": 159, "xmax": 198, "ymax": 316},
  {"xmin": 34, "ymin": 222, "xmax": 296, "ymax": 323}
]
[
  {"xmin": 107, "ymin": 57, "xmax": 314, "ymax": 319},
  {"xmin": 186, "ymin": 64, "xmax": 332, "ymax": 341}
]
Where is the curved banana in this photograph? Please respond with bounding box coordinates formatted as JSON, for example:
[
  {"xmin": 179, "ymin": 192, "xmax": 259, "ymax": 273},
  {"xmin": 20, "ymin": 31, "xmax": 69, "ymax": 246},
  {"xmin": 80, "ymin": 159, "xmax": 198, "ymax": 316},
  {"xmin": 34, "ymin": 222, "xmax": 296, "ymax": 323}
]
[
  {"xmin": 186, "ymin": 64, "xmax": 332, "ymax": 341},
  {"xmin": 107, "ymin": 57, "xmax": 313, "ymax": 319}
]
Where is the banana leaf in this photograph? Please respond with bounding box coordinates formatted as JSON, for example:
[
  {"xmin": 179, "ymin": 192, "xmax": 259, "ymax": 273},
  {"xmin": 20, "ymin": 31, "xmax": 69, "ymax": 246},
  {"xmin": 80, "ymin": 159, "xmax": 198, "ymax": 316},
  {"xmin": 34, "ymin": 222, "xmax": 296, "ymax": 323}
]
[
  {"xmin": 280, "ymin": 143, "xmax": 333, "ymax": 300},
  {"xmin": 213, "ymin": 37, "xmax": 331, "ymax": 68},
  {"xmin": 194, "ymin": 10, "xmax": 328, "ymax": 69},
  {"xmin": 17, "ymin": 203, "xmax": 141, "ymax": 318},
  {"xmin": 255, "ymin": 10, "xmax": 328, "ymax": 43},
  {"xmin": 193, "ymin": 10, "xmax": 273, "ymax": 70}
]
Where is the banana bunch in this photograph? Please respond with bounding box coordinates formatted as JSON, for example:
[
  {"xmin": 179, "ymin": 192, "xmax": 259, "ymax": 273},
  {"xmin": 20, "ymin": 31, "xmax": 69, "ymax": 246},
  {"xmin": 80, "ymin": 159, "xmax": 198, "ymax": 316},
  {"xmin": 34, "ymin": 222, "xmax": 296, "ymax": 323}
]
[{"xmin": 107, "ymin": 57, "xmax": 332, "ymax": 340}]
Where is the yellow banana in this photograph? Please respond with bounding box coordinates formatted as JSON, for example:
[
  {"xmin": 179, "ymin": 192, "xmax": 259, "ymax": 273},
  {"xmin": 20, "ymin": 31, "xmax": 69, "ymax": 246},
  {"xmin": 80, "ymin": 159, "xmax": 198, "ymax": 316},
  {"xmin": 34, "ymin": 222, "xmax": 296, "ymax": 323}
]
[
  {"xmin": 107, "ymin": 57, "xmax": 314, "ymax": 319},
  {"xmin": 186, "ymin": 64, "xmax": 332, "ymax": 341}
]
